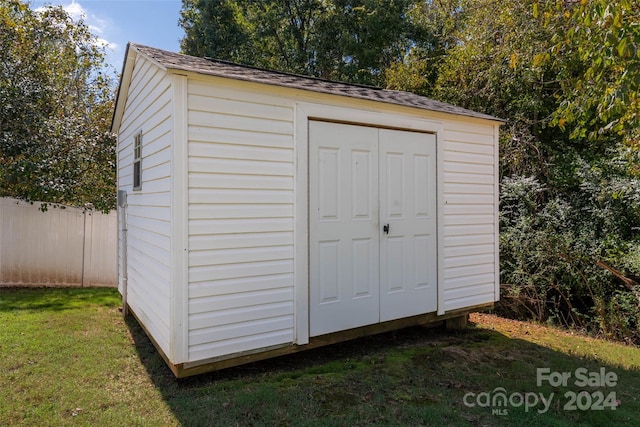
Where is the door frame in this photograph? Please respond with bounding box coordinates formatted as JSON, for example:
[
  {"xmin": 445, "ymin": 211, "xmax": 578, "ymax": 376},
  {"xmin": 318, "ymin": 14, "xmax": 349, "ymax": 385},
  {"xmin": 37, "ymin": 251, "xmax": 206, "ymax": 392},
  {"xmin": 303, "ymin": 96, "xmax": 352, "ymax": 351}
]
[{"xmin": 294, "ymin": 102, "xmax": 445, "ymax": 345}]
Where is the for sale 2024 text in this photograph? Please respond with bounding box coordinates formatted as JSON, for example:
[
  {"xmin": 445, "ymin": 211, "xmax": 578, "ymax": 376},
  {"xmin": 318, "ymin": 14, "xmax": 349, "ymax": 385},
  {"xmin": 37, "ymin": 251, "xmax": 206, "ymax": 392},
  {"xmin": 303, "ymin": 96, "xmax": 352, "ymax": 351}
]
[{"xmin": 537, "ymin": 367, "xmax": 618, "ymax": 412}]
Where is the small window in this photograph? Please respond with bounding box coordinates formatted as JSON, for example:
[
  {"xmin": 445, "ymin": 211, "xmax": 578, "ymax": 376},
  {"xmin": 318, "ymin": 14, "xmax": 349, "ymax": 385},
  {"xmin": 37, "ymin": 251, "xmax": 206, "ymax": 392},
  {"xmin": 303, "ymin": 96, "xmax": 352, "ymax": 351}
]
[{"xmin": 133, "ymin": 131, "xmax": 142, "ymax": 190}]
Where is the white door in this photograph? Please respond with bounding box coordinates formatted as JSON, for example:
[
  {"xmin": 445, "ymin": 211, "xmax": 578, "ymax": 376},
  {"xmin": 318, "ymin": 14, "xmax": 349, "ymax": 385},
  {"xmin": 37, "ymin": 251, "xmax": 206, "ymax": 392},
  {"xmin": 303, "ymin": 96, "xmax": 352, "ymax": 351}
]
[
  {"xmin": 379, "ymin": 129, "xmax": 437, "ymax": 321},
  {"xmin": 309, "ymin": 121, "xmax": 380, "ymax": 337},
  {"xmin": 309, "ymin": 121, "xmax": 437, "ymax": 337}
]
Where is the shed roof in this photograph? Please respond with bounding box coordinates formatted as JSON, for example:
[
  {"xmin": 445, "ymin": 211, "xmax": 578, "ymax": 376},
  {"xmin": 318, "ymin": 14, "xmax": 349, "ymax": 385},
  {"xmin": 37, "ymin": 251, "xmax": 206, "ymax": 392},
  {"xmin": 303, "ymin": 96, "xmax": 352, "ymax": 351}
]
[{"xmin": 112, "ymin": 43, "xmax": 503, "ymax": 132}]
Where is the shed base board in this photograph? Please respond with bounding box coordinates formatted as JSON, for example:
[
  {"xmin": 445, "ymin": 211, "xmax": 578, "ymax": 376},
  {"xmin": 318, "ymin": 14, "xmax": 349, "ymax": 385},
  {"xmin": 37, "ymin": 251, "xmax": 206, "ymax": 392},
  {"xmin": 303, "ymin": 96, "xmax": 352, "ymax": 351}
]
[{"xmin": 126, "ymin": 302, "xmax": 494, "ymax": 378}]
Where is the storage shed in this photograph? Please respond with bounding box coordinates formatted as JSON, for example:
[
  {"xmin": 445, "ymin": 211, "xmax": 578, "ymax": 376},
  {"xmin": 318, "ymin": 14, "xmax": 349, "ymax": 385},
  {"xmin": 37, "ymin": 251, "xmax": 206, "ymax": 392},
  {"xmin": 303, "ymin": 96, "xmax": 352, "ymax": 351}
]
[{"xmin": 112, "ymin": 43, "xmax": 503, "ymax": 377}]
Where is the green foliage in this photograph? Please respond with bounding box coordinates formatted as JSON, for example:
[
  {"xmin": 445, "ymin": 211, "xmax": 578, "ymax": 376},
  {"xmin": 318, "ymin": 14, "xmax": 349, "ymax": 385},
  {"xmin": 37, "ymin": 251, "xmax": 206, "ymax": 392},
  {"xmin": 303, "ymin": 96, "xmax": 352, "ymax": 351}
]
[
  {"xmin": 538, "ymin": 0, "xmax": 640, "ymax": 159},
  {"xmin": 314, "ymin": 0, "xmax": 416, "ymax": 85},
  {"xmin": 180, "ymin": 0, "xmax": 419, "ymax": 86},
  {"xmin": 432, "ymin": 0, "xmax": 563, "ymax": 181},
  {"xmin": 0, "ymin": 0, "xmax": 116, "ymax": 212},
  {"xmin": 500, "ymin": 163, "xmax": 640, "ymax": 334},
  {"xmin": 385, "ymin": 0, "xmax": 472, "ymax": 95},
  {"xmin": 180, "ymin": 0, "xmax": 253, "ymax": 62},
  {"xmin": 385, "ymin": 0, "xmax": 470, "ymax": 96},
  {"xmin": 600, "ymin": 290, "xmax": 640, "ymax": 344}
]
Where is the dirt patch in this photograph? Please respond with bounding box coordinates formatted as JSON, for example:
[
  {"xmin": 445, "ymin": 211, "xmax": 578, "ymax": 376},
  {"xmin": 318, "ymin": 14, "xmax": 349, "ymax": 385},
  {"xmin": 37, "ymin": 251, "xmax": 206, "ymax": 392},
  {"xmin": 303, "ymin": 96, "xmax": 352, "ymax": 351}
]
[
  {"xmin": 471, "ymin": 312, "xmax": 595, "ymax": 342},
  {"xmin": 440, "ymin": 345, "xmax": 471, "ymax": 359}
]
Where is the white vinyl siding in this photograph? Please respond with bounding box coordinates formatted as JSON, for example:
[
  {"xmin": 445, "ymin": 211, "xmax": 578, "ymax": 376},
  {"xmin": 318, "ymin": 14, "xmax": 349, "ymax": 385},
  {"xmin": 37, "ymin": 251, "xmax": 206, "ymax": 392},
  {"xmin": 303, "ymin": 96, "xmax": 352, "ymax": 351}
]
[
  {"xmin": 186, "ymin": 79, "xmax": 295, "ymax": 362},
  {"xmin": 441, "ymin": 121, "xmax": 498, "ymax": 312},
  {"xmin": 117, "ymin": 54, "xmax": 173, "ymax": 356}
]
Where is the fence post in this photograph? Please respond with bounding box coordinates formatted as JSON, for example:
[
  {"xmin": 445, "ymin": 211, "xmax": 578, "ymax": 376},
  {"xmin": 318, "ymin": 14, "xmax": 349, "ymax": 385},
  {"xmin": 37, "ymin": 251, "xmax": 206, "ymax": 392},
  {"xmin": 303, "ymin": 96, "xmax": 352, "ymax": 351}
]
[{"xmin": 82, "ymin": 209, "xmax": 92, "ymax": 287}]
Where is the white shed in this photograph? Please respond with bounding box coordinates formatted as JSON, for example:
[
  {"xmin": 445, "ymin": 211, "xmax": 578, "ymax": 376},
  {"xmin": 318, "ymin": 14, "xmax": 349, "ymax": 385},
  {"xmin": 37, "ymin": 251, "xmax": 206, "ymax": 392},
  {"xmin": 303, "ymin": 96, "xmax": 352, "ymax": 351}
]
[{"xmin": 112, "ymin": 43, "xmax": 503, "ymax": 377}]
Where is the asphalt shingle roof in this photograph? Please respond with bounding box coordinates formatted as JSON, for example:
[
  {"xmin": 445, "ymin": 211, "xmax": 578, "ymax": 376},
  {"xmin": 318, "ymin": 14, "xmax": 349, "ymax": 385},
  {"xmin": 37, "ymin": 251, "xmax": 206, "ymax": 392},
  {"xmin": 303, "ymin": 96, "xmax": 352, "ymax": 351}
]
[{"xmin": 131, "ymin": 43, "xmax": 502, "ymax": 122}]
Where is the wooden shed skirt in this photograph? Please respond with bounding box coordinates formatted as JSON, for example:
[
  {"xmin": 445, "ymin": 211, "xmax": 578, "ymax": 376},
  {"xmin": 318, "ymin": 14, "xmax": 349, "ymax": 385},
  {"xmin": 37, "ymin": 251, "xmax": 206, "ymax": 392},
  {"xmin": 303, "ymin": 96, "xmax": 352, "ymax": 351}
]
[{"xmin": 128, "ymin": 303, "xmax": 493, "ymax": 378}]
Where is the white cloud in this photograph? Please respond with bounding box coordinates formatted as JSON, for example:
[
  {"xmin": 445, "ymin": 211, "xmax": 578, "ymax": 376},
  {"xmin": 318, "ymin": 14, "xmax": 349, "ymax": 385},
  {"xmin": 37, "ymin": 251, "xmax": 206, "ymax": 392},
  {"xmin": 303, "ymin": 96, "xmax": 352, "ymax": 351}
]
[
  {"xmin": 95, "ymin": 37, "xmax": 119, "ymax": 52},
  {"xmin": 88, "ymin": 15, "xmax": 108, "ymax": 35},
  {"xmin": 62, "ymin": 0, "xmax": 86, "ymax": 21}
]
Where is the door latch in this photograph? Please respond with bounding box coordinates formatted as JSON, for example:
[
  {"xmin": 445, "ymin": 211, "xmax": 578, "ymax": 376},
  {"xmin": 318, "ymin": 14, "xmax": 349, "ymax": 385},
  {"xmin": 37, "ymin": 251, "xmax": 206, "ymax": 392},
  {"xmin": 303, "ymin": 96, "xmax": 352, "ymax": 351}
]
[{"xmin": 383, "ymin": 224, "xmax": 390, "ymax": 235}]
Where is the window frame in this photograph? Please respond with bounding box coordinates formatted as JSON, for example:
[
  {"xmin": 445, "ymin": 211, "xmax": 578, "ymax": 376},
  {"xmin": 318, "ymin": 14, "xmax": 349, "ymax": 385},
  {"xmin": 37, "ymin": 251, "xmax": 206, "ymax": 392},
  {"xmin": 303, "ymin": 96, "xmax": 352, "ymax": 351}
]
[{"xmin": 133, "ymin": 130, "xmax": 142, "ymax": 191}]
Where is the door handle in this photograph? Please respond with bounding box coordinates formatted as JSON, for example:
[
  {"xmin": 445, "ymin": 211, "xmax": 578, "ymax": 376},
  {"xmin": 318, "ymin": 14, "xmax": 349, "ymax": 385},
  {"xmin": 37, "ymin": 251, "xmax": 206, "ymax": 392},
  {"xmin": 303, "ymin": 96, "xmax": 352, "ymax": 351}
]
[{"xmin": 383, "ymin": 224, "xmax": 389, "ymax": 235}]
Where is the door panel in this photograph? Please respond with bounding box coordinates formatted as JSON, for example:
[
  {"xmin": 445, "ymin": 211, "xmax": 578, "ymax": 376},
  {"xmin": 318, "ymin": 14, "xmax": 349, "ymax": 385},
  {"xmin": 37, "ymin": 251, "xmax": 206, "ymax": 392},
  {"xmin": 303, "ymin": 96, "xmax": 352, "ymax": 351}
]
[
  {"xmin": 318, "ymin": 240, "xmax": 339, "ymax": 302},
  {"xmin": 309, "ymin": 121, "xmax": 379, "ymax": 336},
  {"xmin": 379, "ymin": 129, "xmax": 437, "ymax": 321},
  {"xmin": 309, "ymin": 122, "xmax": 437, "ymax": 336},
  {"xmin": 351, "ymin": 150, "xmax": 373, "ymax": 220},
  {"xmin": 414, "ymin": 155, "xmax": 432, "ymax": 217},
  {"xmin": 385, "ymin": 153, "xmax": 405, "ymax": 218},
  {"xmin": 317, "ymin": 148, "xmax": 340, "ymax": 220}
]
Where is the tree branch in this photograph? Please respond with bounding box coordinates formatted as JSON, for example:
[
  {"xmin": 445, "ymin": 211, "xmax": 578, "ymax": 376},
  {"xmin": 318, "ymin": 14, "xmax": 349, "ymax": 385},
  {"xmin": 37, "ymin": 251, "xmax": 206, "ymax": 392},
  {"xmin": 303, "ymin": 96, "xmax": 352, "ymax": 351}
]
[{"xmin": 596, "ymin": 260, "xmax": 639, "ymax": 291}]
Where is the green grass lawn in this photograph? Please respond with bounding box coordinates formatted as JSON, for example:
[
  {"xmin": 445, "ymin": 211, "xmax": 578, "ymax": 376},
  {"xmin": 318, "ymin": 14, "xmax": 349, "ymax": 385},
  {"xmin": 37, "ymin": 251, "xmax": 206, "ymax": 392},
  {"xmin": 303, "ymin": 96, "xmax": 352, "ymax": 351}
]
[{"xmin": 1, "ymin": 287, "xmax": 640, "ymax": 426}]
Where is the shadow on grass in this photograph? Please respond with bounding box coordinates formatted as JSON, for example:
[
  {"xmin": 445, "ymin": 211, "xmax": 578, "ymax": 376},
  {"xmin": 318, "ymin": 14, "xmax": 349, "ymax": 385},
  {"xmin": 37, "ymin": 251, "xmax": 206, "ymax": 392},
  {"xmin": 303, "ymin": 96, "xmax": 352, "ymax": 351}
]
[
  {"xmin": 0, "ymin": 287, "xmax": 120, "ymax": 312},
  {"xmin": 125, "ymin": 314, "xmax": 640, "ymax": 426}
]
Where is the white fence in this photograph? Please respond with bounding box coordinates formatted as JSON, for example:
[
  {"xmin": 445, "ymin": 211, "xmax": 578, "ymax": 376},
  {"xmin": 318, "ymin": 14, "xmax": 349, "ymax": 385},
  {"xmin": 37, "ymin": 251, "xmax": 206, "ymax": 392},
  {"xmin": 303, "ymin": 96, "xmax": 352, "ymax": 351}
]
[{"xmin": 0, "ymin": 198, "xmax": 117, "ymax": 287}]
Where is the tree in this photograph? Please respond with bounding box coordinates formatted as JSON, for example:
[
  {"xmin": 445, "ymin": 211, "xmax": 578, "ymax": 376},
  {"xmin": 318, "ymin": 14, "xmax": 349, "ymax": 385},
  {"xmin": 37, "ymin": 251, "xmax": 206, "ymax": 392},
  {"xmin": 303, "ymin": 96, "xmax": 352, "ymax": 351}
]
[
  {"xmin": 536, "ymin": 0, "xmax": 640, "ymax": 172},
  {"xmin": 179, "ymin": 0, "xmax": 417, "ymax": 86},
  {"xmin": 0, "ymin": 0, "xmax": 116, "ymax": 212},
  {"xmin": 179, "ymin": 0, "xmax": 254, "ymax": 63},
  {"xmin": 311, "ymin": 0, "xmax": 416, "ymax": 85},
  {"xmin": 384, "ymin": 0, "xmax": 472, "ymax": 96}
]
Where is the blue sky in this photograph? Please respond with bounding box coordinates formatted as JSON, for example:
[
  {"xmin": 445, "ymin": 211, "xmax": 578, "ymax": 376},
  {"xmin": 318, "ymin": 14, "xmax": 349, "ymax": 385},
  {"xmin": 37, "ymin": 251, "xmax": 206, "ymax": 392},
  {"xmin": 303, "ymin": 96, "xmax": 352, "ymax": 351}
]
[{"xmin": 30, "ymin": 0, "xmax": 184, "ymax": 72}]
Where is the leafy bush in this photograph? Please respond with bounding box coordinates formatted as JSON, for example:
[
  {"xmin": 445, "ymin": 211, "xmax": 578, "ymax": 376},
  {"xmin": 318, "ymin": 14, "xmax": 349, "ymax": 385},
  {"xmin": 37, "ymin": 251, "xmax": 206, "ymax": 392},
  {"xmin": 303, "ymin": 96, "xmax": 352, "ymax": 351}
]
[
  {"xmin": 499, "ymin": 154, "xmax": 640, "ymax": 340},
  {"xmin": 599, "ymin": 290, "xmax": 640, "ymax": 344}
]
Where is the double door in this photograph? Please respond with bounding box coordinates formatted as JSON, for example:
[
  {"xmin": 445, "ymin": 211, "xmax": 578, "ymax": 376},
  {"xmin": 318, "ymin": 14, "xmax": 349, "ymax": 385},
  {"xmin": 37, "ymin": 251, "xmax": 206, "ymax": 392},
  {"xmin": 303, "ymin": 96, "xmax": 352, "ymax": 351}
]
[{"xmin": 309, "ymin": 121, "xmax": 437, "ymax": 337}]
